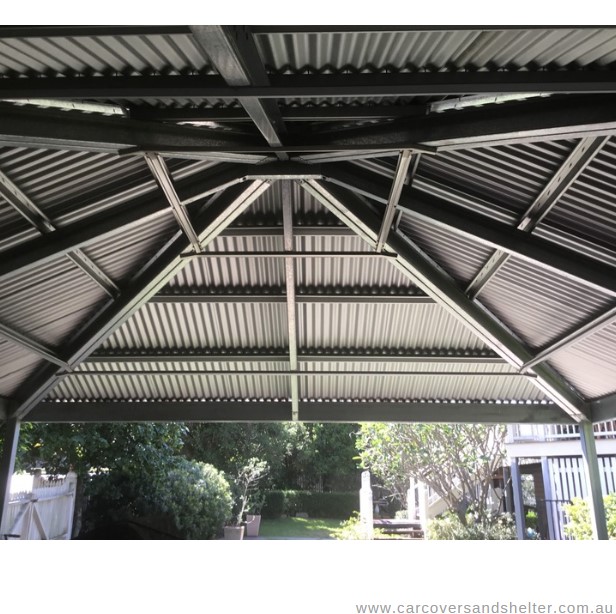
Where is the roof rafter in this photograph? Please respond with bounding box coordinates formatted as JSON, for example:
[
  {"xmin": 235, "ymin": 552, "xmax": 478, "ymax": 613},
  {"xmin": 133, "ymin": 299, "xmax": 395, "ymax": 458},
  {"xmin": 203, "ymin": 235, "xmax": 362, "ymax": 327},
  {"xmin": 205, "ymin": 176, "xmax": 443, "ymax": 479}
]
[
  {"xmin": 0, "ymin": 168, "xmax": 119, "ymax": 297},
  {"xmin": 86, "ymin": 350, "xmax": 505, "ymax": 364},
  {"xmin": 465, "ymin": 136, "xmax": 610, "ymax": 298},
  {"xmin": 324, "ymin": 164, "xmax": 616, "ymax": 298},
  {"xmin": 8, "ymin": 180, "xmax": 272, "ymax": 421},
  {"xmin": 151, "ymin": 289, "xmax": 433, "ymax": 304},
  {"xmin": 0, "ymin": 321, "xmax": 67, "ymax": 369},
  {"xmin": 0, "ymin": 165, "xmax": 247, "ymax": 283},
  {"xmin": 301, "ymin": 179, "xmax": 589, "ymax": 422},
  {"xmin": 0, "ymin": 103, "xmax": 265, "ymax": 154},
  {"xmin": 4, "ymin": 74, "xmax": 616, "ymax": 100},
  {"xmin": 5, "ymin": 96, "xmax": 616, "ymax": 155},
  {"xmin": 190, "ymin": 25, "xmax": 287, "ymax": 158}
]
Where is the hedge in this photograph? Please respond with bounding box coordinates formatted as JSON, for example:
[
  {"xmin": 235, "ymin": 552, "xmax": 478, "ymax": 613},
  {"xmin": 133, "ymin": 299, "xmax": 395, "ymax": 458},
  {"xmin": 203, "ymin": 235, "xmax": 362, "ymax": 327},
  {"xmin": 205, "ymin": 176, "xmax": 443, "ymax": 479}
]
[{"xmin": 262, "ymin": 490, "xmax": 357, "ymax": 519}]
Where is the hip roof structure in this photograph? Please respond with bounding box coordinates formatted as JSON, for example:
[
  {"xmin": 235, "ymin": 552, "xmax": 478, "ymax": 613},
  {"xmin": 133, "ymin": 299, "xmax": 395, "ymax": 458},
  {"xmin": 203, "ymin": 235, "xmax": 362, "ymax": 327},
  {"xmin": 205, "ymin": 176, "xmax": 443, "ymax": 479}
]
[{"xmin": 1, "ymin": 25, "xmax": 616, "ymax": 426}]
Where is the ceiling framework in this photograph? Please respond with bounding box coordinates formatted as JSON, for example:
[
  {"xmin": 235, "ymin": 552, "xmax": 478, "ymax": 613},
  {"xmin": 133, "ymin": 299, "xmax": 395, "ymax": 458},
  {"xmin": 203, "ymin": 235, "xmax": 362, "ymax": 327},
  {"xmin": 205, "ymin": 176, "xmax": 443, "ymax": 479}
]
[{"xmin": 1, "ymin": 26, "xmax": 616, "ymax": 425}]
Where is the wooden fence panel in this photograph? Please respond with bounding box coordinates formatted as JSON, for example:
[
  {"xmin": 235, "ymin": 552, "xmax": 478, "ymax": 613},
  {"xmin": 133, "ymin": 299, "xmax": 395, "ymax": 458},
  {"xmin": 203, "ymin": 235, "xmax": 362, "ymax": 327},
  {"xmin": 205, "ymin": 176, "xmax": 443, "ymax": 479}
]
[{"xmin": 5, "ymin": 472, "xmax": 77, "ymax": 540}]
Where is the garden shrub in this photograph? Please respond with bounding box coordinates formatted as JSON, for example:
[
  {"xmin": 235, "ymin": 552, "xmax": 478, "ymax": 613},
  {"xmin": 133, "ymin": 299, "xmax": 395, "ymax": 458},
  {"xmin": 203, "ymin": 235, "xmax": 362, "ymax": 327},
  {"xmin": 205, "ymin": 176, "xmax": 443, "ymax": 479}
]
[
  {"xmin": 427, "ymin": 510, "xmax": 515, "ymax": 540},
  {"xmin": 563, "ymin": 494, "xmax": 616, "ymax": 540},
  {"xmin": 162, "ymin": 460, "xmax": 233, "ymax": 539},
  {"xmin": 84, "ymin": 458, "xmax": 232, "ymax": 539}
]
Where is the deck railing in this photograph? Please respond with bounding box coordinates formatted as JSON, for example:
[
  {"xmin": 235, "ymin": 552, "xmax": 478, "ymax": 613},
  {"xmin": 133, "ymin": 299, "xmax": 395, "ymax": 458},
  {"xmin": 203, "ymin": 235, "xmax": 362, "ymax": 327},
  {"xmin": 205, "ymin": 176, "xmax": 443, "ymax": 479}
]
[{"xmin": 506, "ymin": 420, "xmax": 616, "ymax": 444}]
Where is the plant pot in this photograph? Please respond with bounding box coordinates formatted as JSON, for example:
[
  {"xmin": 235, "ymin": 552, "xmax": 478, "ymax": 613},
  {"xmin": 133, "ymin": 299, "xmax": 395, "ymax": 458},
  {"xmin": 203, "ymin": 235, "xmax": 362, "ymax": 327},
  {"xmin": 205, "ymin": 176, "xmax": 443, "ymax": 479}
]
[
  {"xmin": 223, "ymin": 525, "xmax": 245, "ymax": 540},
  {"xmin": 245, "ymin": 514, "xmax": 261, "ymax": 537}
]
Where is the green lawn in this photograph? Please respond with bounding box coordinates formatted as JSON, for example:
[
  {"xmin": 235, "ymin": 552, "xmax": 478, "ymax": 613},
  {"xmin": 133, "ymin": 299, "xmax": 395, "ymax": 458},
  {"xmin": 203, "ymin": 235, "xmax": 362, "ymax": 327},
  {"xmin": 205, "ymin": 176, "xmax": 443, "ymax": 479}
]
[{"xmin": 258, "ymin": 517, "xmax": 343, "ymax": 539}]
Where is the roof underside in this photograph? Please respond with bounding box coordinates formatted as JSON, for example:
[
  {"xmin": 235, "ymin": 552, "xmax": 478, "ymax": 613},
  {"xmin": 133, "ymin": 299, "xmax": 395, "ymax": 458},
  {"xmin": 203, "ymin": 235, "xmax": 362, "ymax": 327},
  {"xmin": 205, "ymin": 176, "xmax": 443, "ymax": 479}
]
[{"xmin": 1, "ymin": 25, "xmax": 616, "ymax": 425}]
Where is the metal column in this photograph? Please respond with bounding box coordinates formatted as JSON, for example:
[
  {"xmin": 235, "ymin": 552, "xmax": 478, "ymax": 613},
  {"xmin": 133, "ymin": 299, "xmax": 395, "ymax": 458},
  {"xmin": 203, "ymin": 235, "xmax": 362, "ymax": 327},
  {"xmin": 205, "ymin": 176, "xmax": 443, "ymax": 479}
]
[
  {"xmin": 0, "ymin": 418, "xmax": 20, "ymax": 536},
  {"xmin": 540, "ymin": 457, "xmax": 556, "ymax": 540},
  {"xmin": 579, "ymin": 421, "xmax": 609, "ymax": 540},
  {"xmin": 510, "ymin": 459, "xmax": 526, "ymax": 540}
]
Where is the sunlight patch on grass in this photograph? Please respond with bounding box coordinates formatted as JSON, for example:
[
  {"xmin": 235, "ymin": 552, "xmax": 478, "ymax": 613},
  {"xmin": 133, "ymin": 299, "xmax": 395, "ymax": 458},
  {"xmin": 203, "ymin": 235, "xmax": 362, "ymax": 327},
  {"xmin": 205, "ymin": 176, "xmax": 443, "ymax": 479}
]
[{"xmin": 259, "ymin": 517, "xmax": 343, "ymax": 539}]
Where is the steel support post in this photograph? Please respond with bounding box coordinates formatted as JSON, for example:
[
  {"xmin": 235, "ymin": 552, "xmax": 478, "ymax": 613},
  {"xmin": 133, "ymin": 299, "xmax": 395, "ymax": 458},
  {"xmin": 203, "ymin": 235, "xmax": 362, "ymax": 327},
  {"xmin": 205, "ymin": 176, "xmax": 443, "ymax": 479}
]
[
  {"xmin": 510, "ymin": 459, "xmax": 526, "ymax": 540},
  {"xmin": 0, "ymin": 418, "xmax": 20, "ymax": 536},
  {"xmin": 579, "ymin": 421, "xmax": 609, "ymax": 540},
  {"xmin": 502, "ymin": 465, "xmax": 513, "ymax": 514}
]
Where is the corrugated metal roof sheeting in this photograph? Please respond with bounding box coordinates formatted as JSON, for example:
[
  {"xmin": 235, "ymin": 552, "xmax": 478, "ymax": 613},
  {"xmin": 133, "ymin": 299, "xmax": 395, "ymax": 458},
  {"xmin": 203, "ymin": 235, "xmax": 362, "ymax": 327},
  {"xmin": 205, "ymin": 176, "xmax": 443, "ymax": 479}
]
[
  {"xmin": 49, "ymin": 372, "xmax": 289, "ymax": 402},
  {"xmin": 299, "ymin": 361, "xmax": 545, "ymax": 401},
  {"xmin": 227, "ymin": 180, "xmax": 339, "ymax": 227},
  {"xmin": 0, "ymin": 147, "xmax": 154, "ymax": 222},
  {"xmin": 547, "ymin": 323, "xmax": 616, "ymax": 399},
  {"xmin": 0, "ymin": 34, "xmax": 210, "ymax": 77},
  {"xmin": 478, "ymin": 256, "xmax": 613, "ymax": 349},
  {"xmin": 298, "ymin": 302, "xmax": 488, "ymax": 350},
  {"xmin": 229, "ymin": 178, "xmax": 283, "ymax": 226},
  {"xmin": 82, "ymin": 211, "xmax": 178, "ymax": 283},
  {"xmin": 0, "ymin": 257, "xmax": 107, "ymax": 346},
  {"xmin": 417, "ymin": 140, "xmax": 576, "ymax": 216},
  {"xmin": 101, "ymin": 302, "xmax": 288, "ymax": 351},
  {"xmin": 0, "ymin": 147, "xmax": 208, "ymax": 234},
  {"xmin": 255, "ymin": 29, "xmax": 616, "ymax": 72},
  {"xmin": 4, "ymin": 29, "xmax": 616, "ymax": 82},
  {"xmin": 296, "ymin": 235, "xmax": 416, "ymax": 290},
  {"xmin": 0, "ymin": 339, "xmax": 42, "ymax": 397},
  {"xmin": 0, "ymin": 194, "xmax": 34, "ymax": 240},
  {"xmin": 66, "ymin": 362, "xmax": 291, "ymax": 404},
  {"xmin": 542, "ymin": 137, "xmax": 616, "ymax": 245},
  {"xmin": 397, "ymin": 217, "xmax": 495, "ymax": 285},
  {"xmin": 169, "ymin": 235, "xmax": 285, "ymax": 289}
]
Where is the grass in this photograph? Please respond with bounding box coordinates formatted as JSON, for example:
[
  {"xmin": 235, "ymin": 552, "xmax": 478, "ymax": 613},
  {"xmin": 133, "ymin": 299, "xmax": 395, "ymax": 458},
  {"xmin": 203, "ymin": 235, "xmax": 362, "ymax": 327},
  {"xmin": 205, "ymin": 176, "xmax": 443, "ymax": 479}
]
[{"xmin": 258, "ymin": 517, "xmax": 343, "ymax": 539}]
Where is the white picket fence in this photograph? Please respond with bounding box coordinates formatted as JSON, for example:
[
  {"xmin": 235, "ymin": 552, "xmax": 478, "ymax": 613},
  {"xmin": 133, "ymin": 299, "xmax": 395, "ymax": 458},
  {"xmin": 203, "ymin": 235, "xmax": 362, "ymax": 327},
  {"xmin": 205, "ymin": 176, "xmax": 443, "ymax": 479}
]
[{"xmin": 3, "ymin": 471, "xmax": 78, "ymax": 540}]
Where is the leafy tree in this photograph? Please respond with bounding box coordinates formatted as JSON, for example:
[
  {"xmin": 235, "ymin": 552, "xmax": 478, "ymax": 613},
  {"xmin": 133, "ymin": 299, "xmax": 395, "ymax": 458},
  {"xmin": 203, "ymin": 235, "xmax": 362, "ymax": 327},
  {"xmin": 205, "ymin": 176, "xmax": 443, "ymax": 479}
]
[
  {"xmin": 282, "ymin": 423, "xmax": 359, "ymax": 490},
  {"xmin": 356, "ymin": 423, "xmax": 506, "ymax": 524},
  {"xmin": 183, "ymin": 422, "xmax": 359, "ymax": 491},
  {"xmin": 182, "ymin": 423, "xmax": 289, "ymax": 482}
]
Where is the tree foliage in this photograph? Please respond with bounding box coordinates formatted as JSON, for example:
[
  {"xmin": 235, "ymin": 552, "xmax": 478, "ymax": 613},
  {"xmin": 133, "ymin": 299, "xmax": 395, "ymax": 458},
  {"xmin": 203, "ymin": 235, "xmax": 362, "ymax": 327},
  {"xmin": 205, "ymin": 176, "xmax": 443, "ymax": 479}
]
[
  {"xmin": 563, "ymin": 495, "xmax": 616, "ymax": 540},
  {"xmin": 183, "ymin": 422, "xmax": 359, "ymax": 490},
  {"xmin": 356, "ymin": 423, "xmax": 506, "ymax": 523},
  {"xmin": 15, "ymin": 422, "xmax": 187, "ymax": 536},
  {"xmin": 17, "ymin": 422, "xmax": 186, "ymax": 477}
]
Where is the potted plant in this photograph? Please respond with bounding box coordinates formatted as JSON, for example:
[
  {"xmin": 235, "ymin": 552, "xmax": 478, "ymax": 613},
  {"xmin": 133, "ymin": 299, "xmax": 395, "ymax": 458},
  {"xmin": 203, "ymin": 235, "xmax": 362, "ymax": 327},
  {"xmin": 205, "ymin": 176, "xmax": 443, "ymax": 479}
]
[
  {"xmin": 224, "ymin": 458, "xmax": 268, "ymax": 540},
  {"xmin": 245, "ymin": 491, "xmax": 265, "ymax": 538}
]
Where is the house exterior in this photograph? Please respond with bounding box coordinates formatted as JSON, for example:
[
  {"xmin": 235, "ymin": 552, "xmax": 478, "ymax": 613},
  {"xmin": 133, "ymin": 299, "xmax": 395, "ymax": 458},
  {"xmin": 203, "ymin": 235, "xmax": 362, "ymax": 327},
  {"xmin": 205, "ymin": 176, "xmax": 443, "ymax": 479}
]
[{"xmin": 505, "ymin": 420, "xmax": 616, "ymax": 539}]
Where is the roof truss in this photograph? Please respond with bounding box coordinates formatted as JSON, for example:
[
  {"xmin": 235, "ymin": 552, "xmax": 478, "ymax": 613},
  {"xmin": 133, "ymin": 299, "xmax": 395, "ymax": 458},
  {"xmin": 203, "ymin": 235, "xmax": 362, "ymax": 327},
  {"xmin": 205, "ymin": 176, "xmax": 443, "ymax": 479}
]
[{"xmin": 1, "ymin": 26, "xmax": 615, "ymax": 425}]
